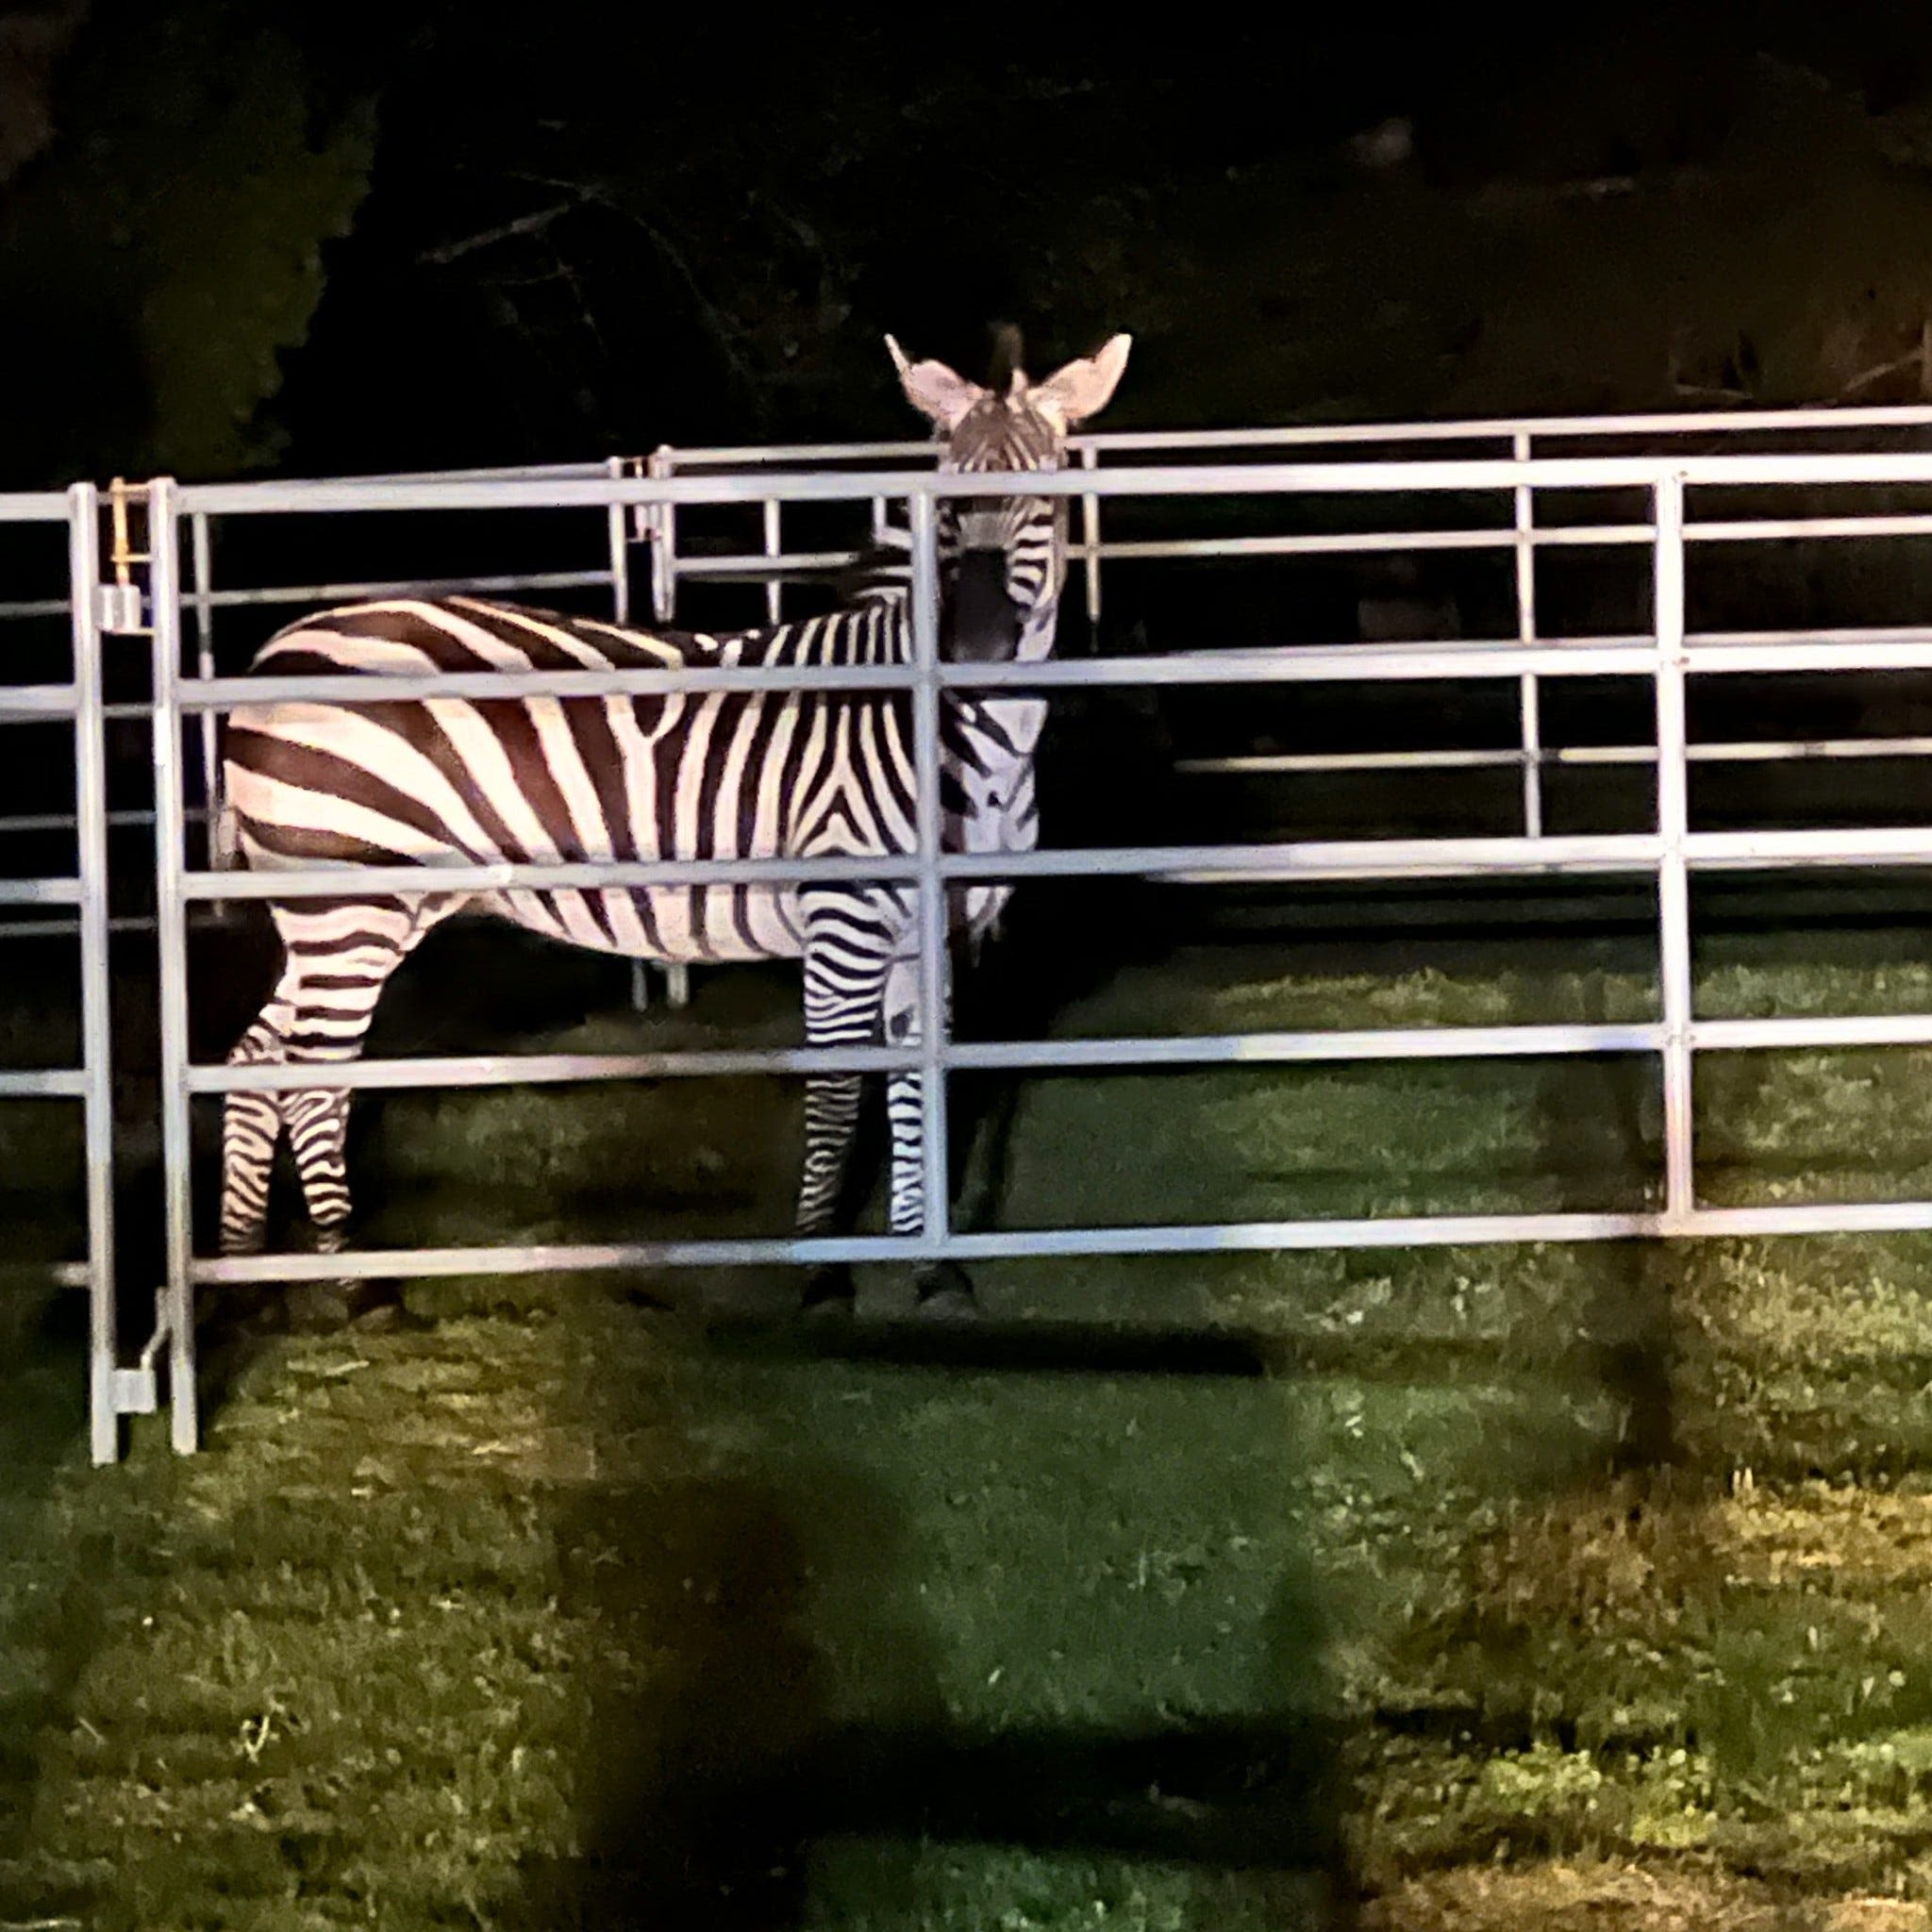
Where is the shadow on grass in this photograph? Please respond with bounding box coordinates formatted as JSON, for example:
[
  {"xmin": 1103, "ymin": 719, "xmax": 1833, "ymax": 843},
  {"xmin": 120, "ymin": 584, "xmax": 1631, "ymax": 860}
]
[
  {"xmin": 0, "ymin": 1274, "xmax": 110, "ymax": 1915},
  {"xmin": 502, "ymin": 1465, "xmax": 1358, "ymax": 1932},
  {"xmin": 703, "ymin": 1309, "xmax": 1275, "ymax": 1378},
  {"xmin": 491, "ymin": 1240, "xmax": 1362, "ymax": 1932},
  {"xmin": 701, "ymin": 1298, "xmax": 1735, "ymax": 1391}
]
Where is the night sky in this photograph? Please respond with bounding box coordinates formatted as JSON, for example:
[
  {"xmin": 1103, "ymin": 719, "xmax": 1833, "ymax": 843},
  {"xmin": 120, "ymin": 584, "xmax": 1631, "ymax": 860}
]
[{"xmin": 7, "ymin": 3, "xmax": 1932, "ymax": 484}]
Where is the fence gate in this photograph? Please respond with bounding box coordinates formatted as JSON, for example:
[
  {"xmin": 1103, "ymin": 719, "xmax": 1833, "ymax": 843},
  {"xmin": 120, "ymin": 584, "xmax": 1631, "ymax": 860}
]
[{"xmin": 0, "ymin": 486, "xmax": 124, "ymax": 1462}]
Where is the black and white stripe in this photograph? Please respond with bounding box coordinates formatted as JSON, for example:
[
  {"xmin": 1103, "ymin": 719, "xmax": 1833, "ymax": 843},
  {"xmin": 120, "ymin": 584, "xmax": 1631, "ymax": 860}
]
[{"xmin": 218, "ymin": 334, "xmax": 1130, "ymax": 1309}]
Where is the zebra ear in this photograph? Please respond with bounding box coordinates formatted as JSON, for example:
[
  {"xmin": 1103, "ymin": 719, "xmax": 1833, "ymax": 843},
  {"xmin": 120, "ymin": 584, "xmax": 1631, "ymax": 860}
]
[
  {"xmin": 886, "ymin": 335, "xmax": 987, "ymax": 431},
  {"xmin": 1025, "ymin": 333, "xmax": 1132, "ymax": 430}
]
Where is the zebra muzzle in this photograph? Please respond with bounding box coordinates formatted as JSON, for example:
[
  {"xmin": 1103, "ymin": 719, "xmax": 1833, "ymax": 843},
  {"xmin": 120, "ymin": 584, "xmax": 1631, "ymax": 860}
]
[{"xmin": 944, "ymin": 550, "xmax": 1023, "ymax": 663}]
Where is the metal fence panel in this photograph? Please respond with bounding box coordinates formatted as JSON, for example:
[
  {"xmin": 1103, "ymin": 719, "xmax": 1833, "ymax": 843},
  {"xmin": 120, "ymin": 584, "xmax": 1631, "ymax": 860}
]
[
  {"xmin": 24, "ymin": 412, "xmax": 1932, "ymax": 1456},
  {"xmin": 120, "ymin": 449, "xmax": 1932, "ymax": 1455},
  {"xmin": 0, "ymin": 488, "xmax": 122, "ymax": 1460}
]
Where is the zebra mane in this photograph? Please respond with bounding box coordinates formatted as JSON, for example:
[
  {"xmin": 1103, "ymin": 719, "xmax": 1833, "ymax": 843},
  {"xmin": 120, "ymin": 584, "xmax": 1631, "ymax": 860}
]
[
  {"xmin": 832, "ymin": 523, "xmax": 914, "ymax": 607},
  {"xmin": 987, "ymin": 324, "xmax": 1026, "ymax": 395}
]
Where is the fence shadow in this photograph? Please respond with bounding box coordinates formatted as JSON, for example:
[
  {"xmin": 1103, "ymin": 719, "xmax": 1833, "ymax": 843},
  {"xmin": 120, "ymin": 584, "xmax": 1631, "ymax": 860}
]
[{"xmin": 1552, "ymin": 971, "xmax": 1681, "ymax": 1477}]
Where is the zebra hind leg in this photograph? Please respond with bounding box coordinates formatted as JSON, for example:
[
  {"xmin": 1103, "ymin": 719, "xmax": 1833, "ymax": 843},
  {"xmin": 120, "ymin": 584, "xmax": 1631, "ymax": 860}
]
[
  {"xmin": 248, "ymin": 903, "xmax": 453, "ymax": 1332},
  {"xmin": 221, "ymin": 1014, "xmax": 288, "ymax": 1258},
  {"xmin": 281, "ymin": 1085, "xmax": 420, "ymax": 1332},
  {"xmin": 218, "ymin": 1011, "xmax": 296, "ymax": 1335}
]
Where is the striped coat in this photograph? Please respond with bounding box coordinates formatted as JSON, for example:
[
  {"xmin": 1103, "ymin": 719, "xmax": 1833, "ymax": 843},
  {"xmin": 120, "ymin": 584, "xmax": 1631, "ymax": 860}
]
[{"xmin": 219, "ymin": 333, "xmax": 1130, "ymax": 1315}]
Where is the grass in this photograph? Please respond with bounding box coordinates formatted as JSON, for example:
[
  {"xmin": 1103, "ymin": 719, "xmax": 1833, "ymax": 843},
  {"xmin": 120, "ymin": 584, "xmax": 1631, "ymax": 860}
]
[{"xmin": 12, "ymin": 926, "xmax": 1932, "ymax": 1924}]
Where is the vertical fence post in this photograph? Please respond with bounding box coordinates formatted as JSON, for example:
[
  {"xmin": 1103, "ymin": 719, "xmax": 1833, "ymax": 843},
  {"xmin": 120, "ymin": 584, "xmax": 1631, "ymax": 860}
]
[
  {"xmin": 1652, "ymin": 472, "xmax": 1694, "ymax": 1229},
  {"xmin": 908, "ymin": 488, "xmax": 950, "ymax": 1253},
  {"xmin": 606, "ymin": 455, "xmax": 632, "ymax": 626},
  {"xmin": 148, "ymin": 479, "xmax": 198, "ymax": 1453},
  {"xmin": 623, "ymin": 458, "xmax": 650, "ymax": 1016},
  {"xmin": 1079, "ymin": 443, "xmax": 1102, "ymax": 633},
  {"xmin": 191, "ymin": 511, "xmax": 222, "ymax": 876},
  {"xmin": 1513, "ymin": 431, "xmax": 1543, "ymax": 839},
  {"xmin": 69, "ymin": 485, "xmax": 119, "ymax": 1465},
  {"xmin": 763, "ymin": 498, "xmax": 783, "ymax": 627},
  {"xmin": 611, "ymin": 456, "xmax": 654, "ymax": 1022},
  {"xmin": 648, "ymin": 447, "xmax": 675, "ymax": 625},
  {"xmin": 625, "ymin": 460, "xmax": 691, "ymax": 1015}
]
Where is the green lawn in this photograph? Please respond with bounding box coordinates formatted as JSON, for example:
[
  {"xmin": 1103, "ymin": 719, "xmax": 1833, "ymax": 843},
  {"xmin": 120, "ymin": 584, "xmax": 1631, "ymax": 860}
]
[{"xmin": 9, "ymin": 931, "xmax": 1932, "ymax": 1927}]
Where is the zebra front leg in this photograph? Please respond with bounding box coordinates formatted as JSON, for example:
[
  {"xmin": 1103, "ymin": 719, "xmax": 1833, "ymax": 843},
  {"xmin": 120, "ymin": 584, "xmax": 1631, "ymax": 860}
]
[
  {"xmin": 793, "ymin": 918, "xmax": 897, "ymax": 1317},
  {"xmin": 882, "ymin": 956, "xmax": 975, "ymax": 1318},
  {"xmin": 796, "ymin": 1073, "xmax": 863, "ymax": 1315}
]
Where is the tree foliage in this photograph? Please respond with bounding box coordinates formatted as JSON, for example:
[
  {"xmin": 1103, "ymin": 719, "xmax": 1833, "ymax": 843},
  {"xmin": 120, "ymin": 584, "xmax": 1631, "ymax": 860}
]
[
  {"xmin": 11, "ymin": 8, "xmax": 1932, "ymax": 486},
  {"xmin": 0, "ymin": 1, "xmax": 374, "ymax": 485}
]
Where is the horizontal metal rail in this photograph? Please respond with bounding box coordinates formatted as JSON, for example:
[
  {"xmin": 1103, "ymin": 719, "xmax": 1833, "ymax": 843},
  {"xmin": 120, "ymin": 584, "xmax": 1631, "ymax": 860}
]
[
  {"xmin": 170, "ymin": 451, "xmax": 1932, "ymax": 519},
  {"xmin": 176, "ymin": 1008, "xmax": 1932, "ymax": 1102},
  {"xmin": 174, "ymin": 821, "xmax": 1932, "ymax": 908},
  {"xmin": 1179, "ymin": 734, "xmax": 1932, "ymax": 776},
  {"xmin": 178, "ymin": 836, "xmax": 1671, "ymax": 901},
  {"xmin": 673, "ymin": 511, "xmax": 1932, "ymax": 593},
  {"xmin": 188, "ymin": 1023, "xmax": 1670, "ymax": 1093},
  {"xmin": 192, "ymin": 568, "xmax": 616, "ymax": 611},
  {"xmin": 320, "ymin": 459, "xmax": 619, "ymax": 485},
  {"xmin": 97, "ymin": 462, "xmax": 1592, "ymax": 520},
  {"xmin": 188, "ymin": 1044, "xmax": 924, "ymax": 1091},
  {"xmin": 677, "ymin": 549, "xmax": 879, "ymax": 579},
  {"xmin": 0, "ymin": 684, "xmax": 79, "ymax": 717},
  {"xmin": 587, "ymin": 511, "xmax": 1932, "ymax": 611},
  {"xmin": 187, "ymin": 662, "xmax": 940, "ymax": 705},
  {"xmin": 0, "ymin": 570, "xmax": 621, "ymax": 627},
  {"xmin": 658, "ymin": 400, "xmax": 1932, "ymax": 469},
  {"xmin": 190, "ymin": 1197, "xmax": 1932, "ymax": 1286},
  {"xmin": 0, "ymin": 915, "xmax": 155, "ymax": 940},
  {"xmin": 0, "ymin": 493, "xmax": 74, "ymax": 523},
  {"xmin": 180, "ymin": 640, "xmax": 1663, "ymax": 708},
  {"xmin": 0, "ymin": 1068, "xmax": 91, "ymax": 1096},
  {"xmin": 1091, "ymin": 525, "xmax": 1641, "ymax": 561},
  {"xmin": 0, "ymin": 810, "xmax": 202, "ymax": 835}
]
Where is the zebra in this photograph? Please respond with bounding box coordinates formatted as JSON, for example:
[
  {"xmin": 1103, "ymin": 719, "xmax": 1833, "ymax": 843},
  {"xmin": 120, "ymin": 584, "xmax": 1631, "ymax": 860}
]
[{"xmin": 218, "ymin": 331, "xmax": 1131, "ymax": 1324}]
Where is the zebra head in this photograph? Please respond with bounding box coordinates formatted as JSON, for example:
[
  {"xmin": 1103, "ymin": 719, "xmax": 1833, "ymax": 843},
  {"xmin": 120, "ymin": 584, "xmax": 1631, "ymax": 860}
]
[{"xmin": 887, "ymin": 332, "xmax": 1131, "ymax": 663}]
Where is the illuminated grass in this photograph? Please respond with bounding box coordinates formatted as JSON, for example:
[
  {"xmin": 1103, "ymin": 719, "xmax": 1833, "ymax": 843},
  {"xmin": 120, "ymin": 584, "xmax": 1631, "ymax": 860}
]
[{"xmin": 10, "ymin": 929, "xmax": 1932, "ymax": 1924}]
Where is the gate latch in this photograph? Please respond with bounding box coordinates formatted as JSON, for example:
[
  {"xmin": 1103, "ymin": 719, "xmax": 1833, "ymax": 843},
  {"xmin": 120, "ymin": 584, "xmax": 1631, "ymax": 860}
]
[
  {"xmin": 95, "ymin": 476, "xmax": 149, "ymax": 634},
  {"xmin": 92, "ymin": 582, "xmax": 144, "ymax": 634}
]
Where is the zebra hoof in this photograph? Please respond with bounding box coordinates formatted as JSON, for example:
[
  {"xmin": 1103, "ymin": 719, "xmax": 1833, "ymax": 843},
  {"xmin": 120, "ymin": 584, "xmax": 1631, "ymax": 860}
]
[
  {"xmin": 800, "ymin": 1264, "xmax": 857, "ymax": 1319},
  {"xmin": 283, "ymin": 1280, "xmax": 423, "ymax": 1335},
  {"xmin": 216, "ymin": 1285, "xmax": 286, "ymax": 1339},
  {"xmin": 914, "ymin": 1261, "xmax": 978, "ymax": 1321},
  {"xmin": 348, "ymin": 1290, "xmax": 431, "ymax": 1336}
]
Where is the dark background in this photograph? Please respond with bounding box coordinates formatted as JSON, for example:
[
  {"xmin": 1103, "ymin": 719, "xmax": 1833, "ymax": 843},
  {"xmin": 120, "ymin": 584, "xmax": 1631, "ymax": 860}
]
[{"xmin": 10, "ymin": 1, "xmax": 1932, "ymax": 487}]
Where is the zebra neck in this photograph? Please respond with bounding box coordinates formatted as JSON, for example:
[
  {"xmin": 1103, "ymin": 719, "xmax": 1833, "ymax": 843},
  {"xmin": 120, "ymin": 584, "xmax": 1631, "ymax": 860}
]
[
  {"xmin": 717, "ymin": 589, "xmax": 1057, "ymax": 760},
  {"xmin": 951, "ymin": 691, "xmax": 1047, "ymax": 761}
]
